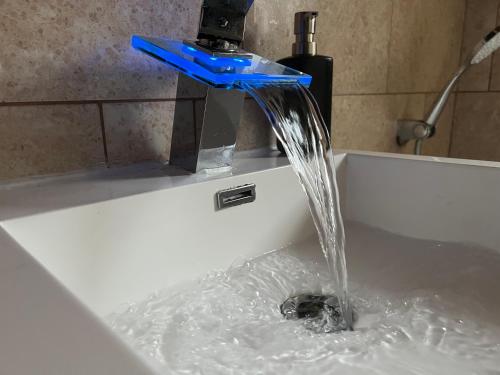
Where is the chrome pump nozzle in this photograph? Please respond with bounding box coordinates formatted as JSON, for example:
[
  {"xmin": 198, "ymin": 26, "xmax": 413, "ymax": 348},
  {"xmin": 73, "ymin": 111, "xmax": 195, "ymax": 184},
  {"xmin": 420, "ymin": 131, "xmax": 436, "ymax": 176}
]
[{"xmin": 293, "ymin": 11, "xmax": 318, "ymax": 56}]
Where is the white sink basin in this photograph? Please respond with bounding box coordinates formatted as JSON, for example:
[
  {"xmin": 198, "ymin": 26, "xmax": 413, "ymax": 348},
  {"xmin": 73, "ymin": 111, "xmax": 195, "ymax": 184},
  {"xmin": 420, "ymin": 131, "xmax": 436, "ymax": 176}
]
[{"xmin": 1, "ymin": 151, "xmax": 499, "ymax": 374}]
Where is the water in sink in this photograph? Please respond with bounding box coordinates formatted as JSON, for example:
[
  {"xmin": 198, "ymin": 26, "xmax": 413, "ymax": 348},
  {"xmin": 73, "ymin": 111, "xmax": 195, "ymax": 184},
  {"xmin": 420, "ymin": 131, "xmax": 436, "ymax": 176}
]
[
  {"xmin": 108, "ymin": 81, "xmax": 500, "ymax": 373},
  {"xmin": 107, "ymin": 223, "xmax": 500, "ymax": 374}
]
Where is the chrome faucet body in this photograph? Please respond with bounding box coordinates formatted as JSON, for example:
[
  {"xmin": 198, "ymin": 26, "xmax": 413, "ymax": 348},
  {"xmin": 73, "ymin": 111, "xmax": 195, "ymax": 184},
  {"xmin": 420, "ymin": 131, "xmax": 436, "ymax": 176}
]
[
  {"xmin": 170, "ymin": 0, "xmax": 253, "ymax": 172},
  {"xmin": 170, "ymin": 76, "xmax": 245, "ymax": 172},
  {"xmin": 131, "ymin": 0, "xmax": 311, "ymax": 172}
]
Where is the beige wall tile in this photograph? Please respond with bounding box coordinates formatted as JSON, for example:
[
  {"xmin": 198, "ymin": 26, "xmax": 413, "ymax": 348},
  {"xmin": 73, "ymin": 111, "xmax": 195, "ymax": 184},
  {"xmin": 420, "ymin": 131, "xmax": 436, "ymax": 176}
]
[
  {"xmin": 0, "ymin": 105, "xmax": 104, "ymax": 180},
  {"xmin": 236, "ymin": 100, "xmax": 272, "ymax": 151},
  {"xmin": 0, "ymin": 0, "xmax": 201, "ymax": 102},
  {"xmin": 103, "ymin": 101, "xmax": 176, "ymax": 165},
  {"xmin": 318, "ymin": 0, "xmax": 393, "ymax": 94},
  {"xmin": 245, "ymin": 0, "xmax": 313, "ymax": 62},
  {"xmin": 458, "ymin": 0, "xmax": 499, "ymax": 92},
  {"xmin": 0, "ymin": 0, "xmax": 469, "ymax": 179},
  {"xmin": 450, "ymin": 92, "xmax": 500, "ymax": 161},
  {"xmin": 487, "ymin": 5, "xmax": 500, "ymax": 91},
  {"xmin": 421, "ymin": 93, "xmax": 455, "ymax": 157},
  {"xmin": 388, "ymin": 0, "xmax": 466, "ymax": 93},
  {"xmin": 332, "ymin": 94, "xmax": 425, "ymax": 153},
  {"xmin": 246, "ymin": 0, "xmax": 392, "ymax": 95}
]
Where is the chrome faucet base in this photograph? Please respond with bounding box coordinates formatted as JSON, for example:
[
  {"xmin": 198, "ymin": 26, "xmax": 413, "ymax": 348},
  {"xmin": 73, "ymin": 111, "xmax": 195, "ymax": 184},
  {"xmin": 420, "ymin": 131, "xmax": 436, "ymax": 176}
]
[{"xmin": 170, "ymin": 75, "xmax": 245, "ymax": 173}]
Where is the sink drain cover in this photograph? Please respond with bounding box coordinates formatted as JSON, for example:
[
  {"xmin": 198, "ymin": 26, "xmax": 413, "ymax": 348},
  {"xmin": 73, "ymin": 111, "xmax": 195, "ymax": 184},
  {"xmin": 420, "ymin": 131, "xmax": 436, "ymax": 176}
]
[{"xmin": 280, "ymin": 294, "xmax": 353, "ymax": 333}]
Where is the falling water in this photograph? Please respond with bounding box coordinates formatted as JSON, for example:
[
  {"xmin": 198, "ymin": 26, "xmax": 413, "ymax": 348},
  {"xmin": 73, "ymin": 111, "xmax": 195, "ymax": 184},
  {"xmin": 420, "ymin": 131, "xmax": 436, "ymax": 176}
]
[{"xmin": 243, "ymin": 82, "xmax": 351, "ymax": 330}]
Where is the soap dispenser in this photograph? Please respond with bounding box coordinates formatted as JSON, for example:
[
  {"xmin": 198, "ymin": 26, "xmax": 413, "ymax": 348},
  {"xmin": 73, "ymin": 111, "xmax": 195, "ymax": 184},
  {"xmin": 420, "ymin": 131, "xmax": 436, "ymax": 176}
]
[{"xmin": 277, "ymin": 11, "xmax": 333, "ymax": 153}]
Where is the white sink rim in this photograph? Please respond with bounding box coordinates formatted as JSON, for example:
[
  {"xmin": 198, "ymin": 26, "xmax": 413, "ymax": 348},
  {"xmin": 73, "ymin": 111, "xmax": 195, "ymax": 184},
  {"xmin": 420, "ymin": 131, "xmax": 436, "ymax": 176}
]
[{"xmin": 2, "ymin": 150, "xmax": 500, "ymax": 374}]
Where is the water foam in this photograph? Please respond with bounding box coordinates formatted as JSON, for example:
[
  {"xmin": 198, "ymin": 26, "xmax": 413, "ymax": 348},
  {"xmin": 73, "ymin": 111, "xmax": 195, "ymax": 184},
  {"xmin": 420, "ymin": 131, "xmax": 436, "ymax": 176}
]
[{"xmin": 107, "ymin": 226, "xmax": 500, "ymax": 374}]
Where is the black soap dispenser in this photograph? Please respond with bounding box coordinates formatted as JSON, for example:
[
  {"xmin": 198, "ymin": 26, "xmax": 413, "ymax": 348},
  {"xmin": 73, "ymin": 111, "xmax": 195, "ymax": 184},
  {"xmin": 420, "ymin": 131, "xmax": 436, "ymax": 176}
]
[{"xmin": 277, "ymin": 11, "xmax": 333, "ymax": 153}]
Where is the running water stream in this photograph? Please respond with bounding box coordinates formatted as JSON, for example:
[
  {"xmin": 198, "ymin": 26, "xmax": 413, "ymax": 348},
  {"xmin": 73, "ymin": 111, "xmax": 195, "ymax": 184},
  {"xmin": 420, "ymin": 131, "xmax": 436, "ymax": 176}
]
[{"xmin": 243, "ymin": 82, "xmax": 351, "ymax": 330}]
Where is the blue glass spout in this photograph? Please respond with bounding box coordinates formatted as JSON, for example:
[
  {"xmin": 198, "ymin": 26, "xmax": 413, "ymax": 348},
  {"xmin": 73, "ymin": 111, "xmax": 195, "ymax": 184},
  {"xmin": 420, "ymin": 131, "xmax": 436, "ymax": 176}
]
[{"xmin": 131, "ymin": 36, "xmax": 312, "ymax": 89}]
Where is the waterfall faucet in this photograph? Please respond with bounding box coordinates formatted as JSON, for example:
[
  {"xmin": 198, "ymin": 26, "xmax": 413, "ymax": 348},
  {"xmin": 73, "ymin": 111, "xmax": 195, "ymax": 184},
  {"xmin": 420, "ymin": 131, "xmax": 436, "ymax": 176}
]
[
  {"xmin": 397, "ymin": 26, "xmax": 500, "ymax": 155},
  {"xmin": 131, "ymin": 0, "xmax": 311, "ymax": 173}
]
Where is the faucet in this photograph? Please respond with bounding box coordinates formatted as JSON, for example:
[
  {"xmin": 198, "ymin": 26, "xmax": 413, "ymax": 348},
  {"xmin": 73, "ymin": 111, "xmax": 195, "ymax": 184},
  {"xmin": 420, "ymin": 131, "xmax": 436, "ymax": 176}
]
[
  {"xmin": 131, "ymin": 0, "xmax": 311, "ymax": 173},
  {"xmin": 396, "ymin": 26, "xmax": 500, "ymax": 155}
]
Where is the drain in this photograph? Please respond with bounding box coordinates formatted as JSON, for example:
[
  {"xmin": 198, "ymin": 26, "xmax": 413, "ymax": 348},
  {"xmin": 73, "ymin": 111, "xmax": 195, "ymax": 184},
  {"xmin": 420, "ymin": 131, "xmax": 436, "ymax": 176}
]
[{"xmin": 280, "ymin": 294, "xmax": 353, "ymax": 333}]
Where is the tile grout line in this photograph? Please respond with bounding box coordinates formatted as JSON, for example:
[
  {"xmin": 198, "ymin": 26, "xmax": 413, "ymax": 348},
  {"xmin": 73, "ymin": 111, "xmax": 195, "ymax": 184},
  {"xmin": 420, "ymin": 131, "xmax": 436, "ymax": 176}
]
[
  {"xmin": 458, "ymin": 0, "xmax": 468, "ymax": 64},
  {"xmin": 333, "ymin": 91, "xmax": 441, "ymax": 97},
  {"xmin": 2, "ymin": 90, "xmax": 498, "ymax": 110},
  {"xmin": 192, "ymin": 99, "xmax": 198, "ymax": 148},
  {"xmin": 455, "ymin": 89, "xmax": 500, "ymax": 94},
  {"xmin": 0, "ymin": 97, "xmax": 202, "ymax": 107},
  {"xmin": 448, "ymin": 0, "xmax": 470, "ymax": 158},
  {"xmin": 488, "ymin": 54, "xmax": 495, "ymax": 92},
  {"xmin": 447, "ymin": 93, "xmax": 460, "ymax": 158},
  {"xmin": 487, "ymin": 2, "xmax": 500, "ymax": 91},
  {"xmin": 384, "ymin": 0, "xmax": 396, "ymax": 94},
  {"xmin": 97, "ymin": 102, "xmax": 110, "ymax": 167},
  {"xmin": 0, "ymin": 93, "xmax": 443, "ymax": 109},
  {"xmin": 454, "ymin": 0, "xmax": 468, "ymax": 93}
]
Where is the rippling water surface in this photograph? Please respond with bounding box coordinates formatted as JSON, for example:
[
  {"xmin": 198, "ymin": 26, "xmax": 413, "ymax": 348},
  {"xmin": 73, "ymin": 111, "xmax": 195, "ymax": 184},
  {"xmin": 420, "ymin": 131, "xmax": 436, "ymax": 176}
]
[{"xmin": 107, "ymin": 223, "xmax": 500, "ymax": 375}]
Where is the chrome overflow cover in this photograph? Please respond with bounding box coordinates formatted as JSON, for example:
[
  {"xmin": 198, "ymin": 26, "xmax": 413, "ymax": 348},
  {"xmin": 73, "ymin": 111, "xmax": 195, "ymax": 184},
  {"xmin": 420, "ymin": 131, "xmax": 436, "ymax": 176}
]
[{"xmin": 216, "ymin": 183, "xmax": 256, "ymax": 210}]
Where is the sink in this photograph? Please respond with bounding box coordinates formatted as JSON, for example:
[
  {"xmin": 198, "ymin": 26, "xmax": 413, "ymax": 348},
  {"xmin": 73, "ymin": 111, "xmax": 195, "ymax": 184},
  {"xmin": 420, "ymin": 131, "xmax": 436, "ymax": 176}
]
[{"xmin": 1, "ymin": 151, "xmax": 499, "ymax": 374}]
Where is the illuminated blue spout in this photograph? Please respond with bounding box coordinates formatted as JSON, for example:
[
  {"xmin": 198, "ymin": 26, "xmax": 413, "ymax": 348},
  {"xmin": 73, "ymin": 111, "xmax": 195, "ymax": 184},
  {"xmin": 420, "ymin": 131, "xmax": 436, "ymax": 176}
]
[
  {"xmin": 131, "ymin": 36, "xmax": 312, "ymax": 89},
  {"xmin": 130, "ymin": 34, "xmax": 312, "ymax": 173}
]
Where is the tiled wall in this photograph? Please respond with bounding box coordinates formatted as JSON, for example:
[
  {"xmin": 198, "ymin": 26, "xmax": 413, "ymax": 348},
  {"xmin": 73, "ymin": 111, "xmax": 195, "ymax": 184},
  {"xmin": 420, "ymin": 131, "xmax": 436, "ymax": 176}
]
[
  {"xmin": 450, "ymin": 0, "xmax": 500, "ymax": 162},
  {"xmin": 0, "ymin": 0, "xmax": 466, "ymax": 180}
]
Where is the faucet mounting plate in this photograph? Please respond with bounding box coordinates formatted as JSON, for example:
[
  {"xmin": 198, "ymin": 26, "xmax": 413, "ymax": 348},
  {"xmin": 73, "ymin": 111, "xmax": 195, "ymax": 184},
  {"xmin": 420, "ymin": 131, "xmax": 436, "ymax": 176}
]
[{"xmin": 183, "ymin": 40, "xmax": 252, "ymax": 59}]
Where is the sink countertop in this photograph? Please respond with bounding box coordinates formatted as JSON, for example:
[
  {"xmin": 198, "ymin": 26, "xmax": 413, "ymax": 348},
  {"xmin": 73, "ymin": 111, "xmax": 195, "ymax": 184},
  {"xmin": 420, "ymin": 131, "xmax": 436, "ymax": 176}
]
[
  {"xmin": 2, "ymin": 148, "xmax": 500, "ymax": 223},
  {"xmin": 0, "ymin": 149, "xmax": 293, "ymax": 221}
]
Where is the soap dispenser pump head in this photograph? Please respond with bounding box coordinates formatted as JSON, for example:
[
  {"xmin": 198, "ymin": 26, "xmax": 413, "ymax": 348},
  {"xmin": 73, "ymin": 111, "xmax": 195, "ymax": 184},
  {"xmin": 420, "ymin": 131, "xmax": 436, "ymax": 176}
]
[{"xmin": 293, "ymin": 11, "xmax": 318, "ymax": 56}]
